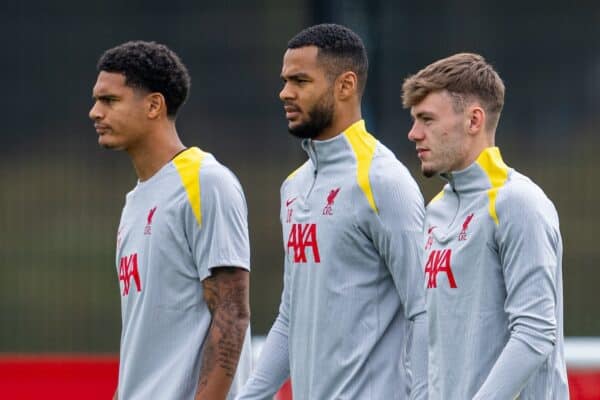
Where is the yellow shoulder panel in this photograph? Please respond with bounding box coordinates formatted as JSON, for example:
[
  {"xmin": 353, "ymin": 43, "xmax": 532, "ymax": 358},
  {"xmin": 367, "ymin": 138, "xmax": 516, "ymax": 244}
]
[
  {"xmin": 429, "ymin": 190, "xmax": 444, "ymax": 205},
  {"xmin": 476, "ymin": 147, "xmax": 509, "ymax": 225},
  {"xmin": 173, "ymin": 147, "xmax": 206, "ymax": 226},
  {"xmin": 286, "ymin": 164, "xmax": 304, "ymax": 181},
  {"xmin": 344, "ymin": 119, "xmax": 378, "ymax": 213}
]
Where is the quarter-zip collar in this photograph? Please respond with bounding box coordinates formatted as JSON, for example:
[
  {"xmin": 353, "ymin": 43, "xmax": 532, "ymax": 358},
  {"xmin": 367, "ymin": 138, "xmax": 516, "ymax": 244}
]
[
  {"xmin": 441, "ymin": 147, "xmax": 510, "ymax": 195},
  {"xmin": 301, "ymin": 120, "xmax": 367, "ymax": 171}
]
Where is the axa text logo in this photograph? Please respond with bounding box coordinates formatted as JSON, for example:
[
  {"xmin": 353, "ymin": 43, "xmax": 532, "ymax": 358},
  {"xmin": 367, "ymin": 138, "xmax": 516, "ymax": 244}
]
[
  {"xmin": 119, "ymin": 253, "xmax": 142, "ymax": 295},
  {"xmin": 287, "ymin": 223, "xmax": 321, "ymax": 263},
  {"xmin": 425, "ymin": 249, "xmax": 457, "ymax": 288}
]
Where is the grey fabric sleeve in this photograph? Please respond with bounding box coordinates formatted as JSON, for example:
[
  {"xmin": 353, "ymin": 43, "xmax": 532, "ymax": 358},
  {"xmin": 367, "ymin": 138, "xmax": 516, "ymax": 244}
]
[
  {"xmin": 237, "ymin": 186, "xmax": 292, "ymax": 399},
  {"xmin": 368, "ymin": 159, "xmax": 428, "ymax": 397},
  {"xmin": 408, "ymin": 313, "xmax": 428, "ymax": 400},
  {"xmin": 473, "ymin": 337, "xmax": 552, "ymax": 399},
  {"xmin": 235, "ymin": 315, "xmax": 290, "ymax": 400},
  {"xmin": 475, "ymin": 186, "xmax": 560, "ymax": 398},
  {"xmin": 191, "ymin": 164, "xmax": 250, "ymax": 280},
  {"xmin": 368, "ymin": 159, "xmax": 426, "ymax": 319}
]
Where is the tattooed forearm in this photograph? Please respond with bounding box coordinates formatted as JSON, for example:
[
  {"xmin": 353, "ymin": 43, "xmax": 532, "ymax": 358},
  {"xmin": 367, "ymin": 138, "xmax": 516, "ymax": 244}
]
[{"xmin": 196, "ymin": 267, "xmax": 250, "ymax": 400}]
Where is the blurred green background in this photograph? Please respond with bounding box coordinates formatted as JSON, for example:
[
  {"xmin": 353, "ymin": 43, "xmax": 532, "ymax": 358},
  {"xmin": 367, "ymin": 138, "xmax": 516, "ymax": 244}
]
[{"xmin": 1, "ymin": 0, "xmax": 598, "ymax": 352}]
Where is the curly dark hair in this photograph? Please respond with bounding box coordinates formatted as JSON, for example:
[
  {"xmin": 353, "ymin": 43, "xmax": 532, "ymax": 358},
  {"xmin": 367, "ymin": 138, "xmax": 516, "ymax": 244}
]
[
  {"xmin": 288, "ymin": 23, "xmax": 368, "ymax": 95},
  {"xmin": 97, "ymin": 41, "xmax": 191, "ymax": 118}
]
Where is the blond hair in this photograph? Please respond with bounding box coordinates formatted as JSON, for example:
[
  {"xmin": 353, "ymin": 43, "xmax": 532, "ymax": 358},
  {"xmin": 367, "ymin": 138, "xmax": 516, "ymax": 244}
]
[{"xmin": 402, "ymin": 53, "xmax": 505, "ymax": 131}]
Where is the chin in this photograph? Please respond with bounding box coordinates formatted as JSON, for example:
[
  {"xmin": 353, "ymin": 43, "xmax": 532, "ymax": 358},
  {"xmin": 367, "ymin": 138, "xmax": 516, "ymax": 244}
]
[
  {"xmin": 287, "ymin": 119, "xmax": 303, "ymax": 130},
  {"xmin": 98, "ymin": 138, "xmax": 120, "ymax": 150},
  {"xmin": 422, "ymin": 165, "xmax": 437, "ymax": 178}
]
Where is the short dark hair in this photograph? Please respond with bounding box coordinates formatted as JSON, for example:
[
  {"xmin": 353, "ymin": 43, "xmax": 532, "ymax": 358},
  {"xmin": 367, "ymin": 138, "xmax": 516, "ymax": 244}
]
[
  {"xmin": 97, "ymin": 41, "xmax": 191, "ymax": 118},
  {"xmin": 402, "ymin": 53, "xmax": 505, "ymax": 131},
  {"xmin": 288, "ymin": 24, "xmax": 368, "ymax": 96}
]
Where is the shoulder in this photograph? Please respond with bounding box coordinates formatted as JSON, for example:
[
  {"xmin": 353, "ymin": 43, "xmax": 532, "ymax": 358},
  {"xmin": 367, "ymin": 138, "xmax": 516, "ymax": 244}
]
[
  {"xmin": 496, "ymin": 169, "xmax": 559, "ymax": 227},
  {"xmin": 369, "ymin": 144, "xmax": 422, "ymax": 201},
  {"xmin": 281, "ymin": 160, "xmax": 310, "ymax": 193},
  {"xmin": 367, "ymin": 144, "xmax": 425, "ymax": 224},
  {"xmin": 199, "ymin": 154, "xmax": 242, "ymax": 190},
  {"xmin": 171, "ymin": 147, "xmax": 239, "ymax": 182},
  {"xmin": 426, "ymin": 188, "xmax": 447, "ymax": 208},
  {"xmin": 173, "ymin": 148, "xmax": 246, "ymax": 226},
  {"xmin": 170, "ymin": 147, "xmax": 241, "ymax": 190}
]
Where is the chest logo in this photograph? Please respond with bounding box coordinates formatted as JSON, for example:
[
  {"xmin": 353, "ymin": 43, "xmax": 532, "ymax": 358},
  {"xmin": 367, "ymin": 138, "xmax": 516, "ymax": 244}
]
[
  {"xmin": 458, "ymin": 213, "xmax": 474, "ymax": 241},
  {"xmin": 322, "ymin": 187, "xmax": 340, "ymax": 216},
  {"xmin": 425, "ymin": 225, "xmax": 436, "ymax": 250},
  {"xmin": 144, "ymin": 206, "xmax": 157, "ymax": 235},
  {"xmin": 285, "ymin": 197, "xmax": 296, "ymax": 223},
  {"xmin": 425, "ymin": 249, "xmax": 457, "ymax": 288},
  {"xmin": 119, "ymin": 253, "xmax": 142, "ymax": 296},
  {"xmin": 287, "ymin": 223, "xmax": 321, "ymax": 263}
]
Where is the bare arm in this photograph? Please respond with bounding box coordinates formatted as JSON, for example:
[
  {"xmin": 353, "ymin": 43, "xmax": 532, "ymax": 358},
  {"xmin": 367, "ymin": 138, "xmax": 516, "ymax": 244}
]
[{"xmin": 196, "ymin": 267, "xmax": 250, "ymax": 400}]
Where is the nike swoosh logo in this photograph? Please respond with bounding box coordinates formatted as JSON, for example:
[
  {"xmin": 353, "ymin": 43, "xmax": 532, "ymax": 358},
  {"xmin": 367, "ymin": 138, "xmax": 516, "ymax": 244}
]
[{"xmin": 286, "ymin": 197, "xmax": 297, "ymax": 207}]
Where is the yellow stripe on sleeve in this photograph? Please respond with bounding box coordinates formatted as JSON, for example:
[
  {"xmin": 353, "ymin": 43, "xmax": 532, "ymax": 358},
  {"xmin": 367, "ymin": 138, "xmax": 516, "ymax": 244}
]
[
  {"xmin": 344, "ymin": 119, "xmax": 378, "ymax": 213},
  {"xmin": 476, "ymin": 147, "xmax": 509, "ymax": 225},
  {"xmin": 173, "ymin": 147, "xmax": 206, "ymax": 226}
]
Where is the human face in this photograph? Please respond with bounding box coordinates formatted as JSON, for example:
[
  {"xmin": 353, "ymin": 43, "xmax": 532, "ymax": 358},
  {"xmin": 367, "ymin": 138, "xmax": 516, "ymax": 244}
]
[
  {"xmin": 89, "ymin": 71, "xmax": 149, "ymax": 150},
  {"xmin": 279, "ymin": 46, "xmax": 335, "ymax": 139},
  {"xmin": 408, "ymin": 90, "xmax": 470, "ymax": 177}
]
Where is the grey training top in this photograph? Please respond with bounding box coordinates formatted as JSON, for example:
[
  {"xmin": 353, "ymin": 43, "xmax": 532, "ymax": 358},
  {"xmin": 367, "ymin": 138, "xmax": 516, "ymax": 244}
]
[
  {"xmin": 424, "ymin": 147, "xmax": 569, "ymax": 399},
  {"xmin": 116, "ymin": 147, "xmax": 252, "ymax": 400},
  {"xmin": 238, "ymin": 120, "xmax": 428, "ymax": 400}
]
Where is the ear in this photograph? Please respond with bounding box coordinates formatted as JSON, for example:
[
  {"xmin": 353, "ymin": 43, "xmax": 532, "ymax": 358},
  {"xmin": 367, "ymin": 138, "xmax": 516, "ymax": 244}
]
[
  {"xmin": 146, "ymin": 93, "xmax": 166, "ymax": 120},
  {"xmin": 466, "ymin": 105, "xmax": 485, "ymax": 135},
  {"xmin": 336, "ymin": 71, "xmax": 358, "ymax": 101}
]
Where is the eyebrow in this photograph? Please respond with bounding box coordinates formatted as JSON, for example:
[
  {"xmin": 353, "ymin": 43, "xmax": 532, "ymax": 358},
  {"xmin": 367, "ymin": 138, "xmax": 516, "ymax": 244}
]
[
  {"xmin": 413, "ymin": 111, "xmax": 435, "ymax": 120},
  {"xmin": 92, "ymin": 94, "xmax": 119, "ymax": 101},
  {"xmin": 281, "ymin": 72, "xmax": 312, "ymax": 81}
]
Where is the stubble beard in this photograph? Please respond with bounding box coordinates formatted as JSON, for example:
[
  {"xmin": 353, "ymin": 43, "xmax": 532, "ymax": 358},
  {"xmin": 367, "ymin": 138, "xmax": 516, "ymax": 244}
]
[
  {"xmin": 288, "ymin": 91, "xmax": 335, "ymax": 139},
  {"xmin": 421, "ymin": 136, "xmax": 463, "ymax": 178}
]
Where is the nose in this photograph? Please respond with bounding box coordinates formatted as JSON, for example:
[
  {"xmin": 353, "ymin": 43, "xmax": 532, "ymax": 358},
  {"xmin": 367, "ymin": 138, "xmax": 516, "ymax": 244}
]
[
  {"xmin": 279, "ymin": 82, "xmax": 294, "ymax": 102},
  {"xmin": 89, "ymin": 101, "xmax": 102, "ymax": 121},
  {"xmin": 407, "ymin": 122, "xmax": 422, "ymax": 142}
]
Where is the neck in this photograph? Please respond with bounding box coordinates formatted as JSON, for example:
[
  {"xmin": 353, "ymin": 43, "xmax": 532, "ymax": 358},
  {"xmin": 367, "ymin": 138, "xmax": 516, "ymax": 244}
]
[
  {"xmin": 314, "ymin": 105, "xmax": 362, "ymax": 141},
  {"xmin": 453, "ymin": 132, "xmax": 495, "ymax": 171},
  {"xmin": 127, "ymin": 122, "xmax": 186, "ymax": 181}
]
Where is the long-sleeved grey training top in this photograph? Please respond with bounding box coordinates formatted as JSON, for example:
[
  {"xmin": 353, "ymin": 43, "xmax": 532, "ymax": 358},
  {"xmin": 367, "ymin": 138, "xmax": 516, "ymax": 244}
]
[
  {"xmin": 424, "ymin": 147, "xmax": 569, "ymax": 399},
  {"xmin": 238, "ymin": 119, "xmax": 428, "ymax": 400}
]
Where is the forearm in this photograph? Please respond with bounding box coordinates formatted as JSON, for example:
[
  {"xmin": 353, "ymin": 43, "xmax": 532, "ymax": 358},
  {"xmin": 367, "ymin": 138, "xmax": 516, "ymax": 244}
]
[
  {"xmin": 408, "ymin": 312, "xmax": 428, "ymax": 400},
  {"xmin": 196, "ymin": 308, "xmax": 250, "ymax": 400},
  {"xmin": 473, "ymin": 335, "xmax": 553, "ymax": 400},
  {"xmin": 237, "ymin": 315, "xmax": 290, "ymax": 400},
  {"xmin": 197, "ymin": 267, "xmax": 250, "ymax": 400}
]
